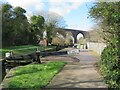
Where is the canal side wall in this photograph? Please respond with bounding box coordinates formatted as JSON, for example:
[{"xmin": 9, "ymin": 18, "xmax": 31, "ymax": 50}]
[
  {"xmin": 87, "ymin": 42, "xmax": 107, "ymax": 55},
  {"xmin": 0, "ymin": 59, "xmax": 6, "ymax": 84},
  {"xmin": 0, "ymin": 60, "xmax": 2, "ymax": 83}
]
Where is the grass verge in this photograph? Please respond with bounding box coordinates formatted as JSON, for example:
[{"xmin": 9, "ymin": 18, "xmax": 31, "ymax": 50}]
[
  {"xmin": 5, "ymin": 61, "xmax": 67, "ymax": 89},
  {"xmin": 0, "ymin": 45, "xmax": 56, "ymax": 58}
]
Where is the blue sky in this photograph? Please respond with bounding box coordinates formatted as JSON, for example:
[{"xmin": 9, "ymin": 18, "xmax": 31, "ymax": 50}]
[
  {"xmin": 64, "ymin": 2, "xmax": 95, "ymax": 31},
  {"xmin": 2, "ymin": 0, "xmax": 96, "ymax": 31}
]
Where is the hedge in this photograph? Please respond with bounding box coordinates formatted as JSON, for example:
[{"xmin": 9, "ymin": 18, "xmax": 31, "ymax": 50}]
[{"xmin": 100, "ymin": 45, "xmax": 120, "ymax": 88}]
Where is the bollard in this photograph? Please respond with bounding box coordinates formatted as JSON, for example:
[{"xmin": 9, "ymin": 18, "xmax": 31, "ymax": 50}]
[
  {"xmin": 5, "ymin": 50, "xmax": 13, "ymax": 58},
  {"xmin": 5, "ymin": 52, "xmax": 11, "ymax": 58},
  {"xmin": 36, "ymin": 49, "xmax": 41, "ymax": 64}
]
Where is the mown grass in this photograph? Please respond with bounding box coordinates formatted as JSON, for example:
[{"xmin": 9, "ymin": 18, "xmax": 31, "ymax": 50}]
[
  {"xmin": 2, "ymin": 45, "xmax": 35, "ymax": 50},
  {"xmin": 0, "ymin": 45, "xmax": 56, "ymax": 58},
  {"xmin": 5, "ymin": 61, "xmax": 67, "ymax": 89}
]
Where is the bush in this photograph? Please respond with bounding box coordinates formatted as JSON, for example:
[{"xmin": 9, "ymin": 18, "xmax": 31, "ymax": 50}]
[
  {"xmin": 100, "ymin": 45, "xmax": 120, "ymax": 88},
  {"xmin": 89, "ymin": 2, "xmax": 120, "ymax": 88}
]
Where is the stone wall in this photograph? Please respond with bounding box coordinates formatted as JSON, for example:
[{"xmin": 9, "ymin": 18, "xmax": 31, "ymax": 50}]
[
  {"xmin": 0, "ymin": 59, "xmax": 6, "ymax": 83},
  {"xmin": 87, "ymin": 42, "xmax": 107, "ymax": 55}
]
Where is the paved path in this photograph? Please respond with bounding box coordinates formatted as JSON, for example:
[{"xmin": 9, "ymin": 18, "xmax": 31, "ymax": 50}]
[{"xmin": 47, "ymin": 49, "xmax": 107, "ymax": 88}]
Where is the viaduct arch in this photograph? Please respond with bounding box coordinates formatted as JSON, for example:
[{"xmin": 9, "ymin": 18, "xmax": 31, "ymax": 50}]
[{"xmin": 63, "ymin": 29, "xmax": 88, "ymax": 43}]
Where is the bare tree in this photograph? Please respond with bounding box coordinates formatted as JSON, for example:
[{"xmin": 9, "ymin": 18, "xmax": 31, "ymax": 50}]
[{"xmin": 88, "ymin": 25, "xmax": 105, "ymax": 43}]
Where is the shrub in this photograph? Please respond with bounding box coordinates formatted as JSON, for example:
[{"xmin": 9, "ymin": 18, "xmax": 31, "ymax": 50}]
[
  {"xmin": 100, "ymin": 45, "xmax": 120, "ymax": 88},
  {"xmin": 89, "ymin": 2, "xmax": 120, "ymax": 88}
]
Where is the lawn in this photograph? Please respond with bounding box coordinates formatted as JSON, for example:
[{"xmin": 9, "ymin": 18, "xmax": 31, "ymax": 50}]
[
  {"xmin": 5, "ymin": 61, "xmax": 67, "ymax": 89},
  {"xmin": 0, "ymin": 45, "xmax": 56, "ymax": 58}
]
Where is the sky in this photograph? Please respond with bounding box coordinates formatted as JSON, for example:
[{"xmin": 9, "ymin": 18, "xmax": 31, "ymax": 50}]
[{"xmin": 2, "ymin": 0, "xmax": 97, "ymax": 31}]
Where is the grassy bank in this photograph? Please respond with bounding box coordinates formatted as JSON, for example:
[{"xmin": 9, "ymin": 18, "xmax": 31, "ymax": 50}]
[
  {"xmin": 4, "ymin": 61, "xmax": 67, "ymax": 89},
  {"xmin": 0, "ymin": 45, "xmax": 56, "ymax": 58}
]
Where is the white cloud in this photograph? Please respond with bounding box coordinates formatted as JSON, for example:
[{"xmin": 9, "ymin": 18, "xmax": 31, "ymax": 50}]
[
  {"xmin": 63, "ymin": 20, "xmax": 92, "ymax": 32},
  {"xmin": 35, "ymin": 4, "xmax": 45, "ymax": 11},
  {"xmin": 49, "ymin": 0, "xmax": 96, "ymax": 2},
  {"xmin": 49, "ymin": 1, "xmax": 85, "ymax": 16},
  {"xmin": 4, "ymin": 0, "xmax": 95, "ymax": 30},
  {"xmin": 4, "ymin": 0, "xmax": 90, "ymax": 17},
  {"xmin": 6, "ymin": 0, "xmax": 44, "ymax": 10},
  {"xmin": 5, "ymin": 0, "xmax": 45, "ymax": 18}
]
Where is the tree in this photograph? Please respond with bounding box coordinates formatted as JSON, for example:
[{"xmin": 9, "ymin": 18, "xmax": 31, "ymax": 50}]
[
  {"xmin": 30, "ymin": 15, "xmax": 45, "ymax": 29},
  {"xmin": 89, "ymin": 2, "xmax": 120, "ymax": 88},
  {"xmin": 2, "ymin": 3, "xmax": 30, "ymax": 46},
  {"xmin": 42, "ymin": 12, "xmax": 67, "ymax": 44},
  {"xmin": 13, "ymin": 6, "xmax": 30, "ymax": 45},
  {"xmin": 89, "ymin": 2, "xmax": 120, "ymax": 45},
  {"xmin": 88, "ymin": 25, "xmax": 104, "ymax": 43},
  {"xmin": 51, "ymin": 36, "xmax": 65, "ymax": 46},
  {"xmin": 65, "ymin": 32, "xmax": 73, "ymax": 45},
  {"xmin": 79, "ymin": 38, "xmax": 86, "ymax": 45},
  {"xmin": 30, "ymin": 15, "xmax": 45, "ymax": 44},
  {"xmin": 2, "ymin": 3, "xmax": 14, "ymax": 47}
]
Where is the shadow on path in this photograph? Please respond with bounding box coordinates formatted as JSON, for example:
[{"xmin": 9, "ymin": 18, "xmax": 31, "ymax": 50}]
[{"xmin": 47, "ymin": 49, "xmax": 107, "ymax": 88}]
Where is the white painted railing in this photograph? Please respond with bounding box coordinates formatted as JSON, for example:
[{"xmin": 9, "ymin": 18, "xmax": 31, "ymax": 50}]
[{"xmin": 87, "ymin": 42, "xmax": 106, "ymax": 55}]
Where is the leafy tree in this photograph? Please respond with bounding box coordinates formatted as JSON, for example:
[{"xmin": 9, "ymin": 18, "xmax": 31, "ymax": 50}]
[
  {"xmin": 43, "ymin": 12, "xmax": 67, "ymax": 44},
  {"xmin": 30, "ymin": 15, "xmax": 45, "ymax": 44},
  {"xmin": 51, "ymin": 36, "xmax": 65, "ymax": 46},
  {"xmin": 65, "ymin": 38, "xmax": 73, "ymax": 46},
  {"xmin": 2, "ymin": 3, "xmax": 30, "ymax": 46},
  {"xmin": 44, "ymin": 22, "xmax": 56, "ymax": 44},
  {"xmin": 31, "ymin": 15, "xmax": 45, "ymax": 29},
  {"xmin": 13, "ymin": 7, "xmax": 30, "ymax": 45},
  {"xmin": 2, "ymin": 3, "xmax": 67, "ymax": 47},
  {"xmin": 65, "ymin": 32, "xmax": 73, "ymax": 45},
  {"xmin": 2, "ymin": 3, "xmax": 14, "ymax": 47},
  {"xmin": 89, "ymin": 2, "xmax": 120, "ymax": 45},
  {"xmin": 89, "ymin": 2, "xmax": 120, "ymax": 88},
  {"xmin": 0, "ymin": 5, "xmax": 1, "ymax": 49}
]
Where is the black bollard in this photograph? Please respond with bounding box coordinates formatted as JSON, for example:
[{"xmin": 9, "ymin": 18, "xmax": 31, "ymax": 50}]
[{"xmin": 36, "ymin": 50, "xmax": 41, "ymax": 64}]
